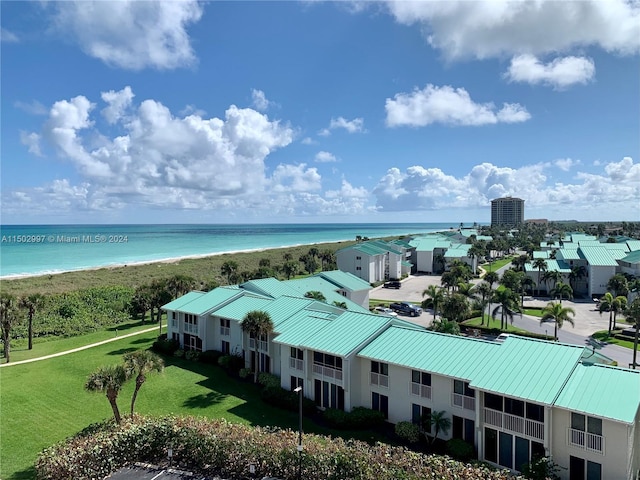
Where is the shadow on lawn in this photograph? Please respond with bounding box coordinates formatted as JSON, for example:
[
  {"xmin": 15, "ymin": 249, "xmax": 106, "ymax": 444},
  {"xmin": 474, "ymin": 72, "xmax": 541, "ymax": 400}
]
[
  {"xmin": 8, "ymin": 465, "xmax": 36, "ymax": 480},
  {"xmin": 107, "ymin": 347, "xmax": 138, "ymax": 356}
]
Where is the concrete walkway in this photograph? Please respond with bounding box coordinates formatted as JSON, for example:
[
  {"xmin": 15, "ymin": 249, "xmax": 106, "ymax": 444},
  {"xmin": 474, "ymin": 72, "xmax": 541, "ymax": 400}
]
[{"xmin": 0, "ymin": 326, "xmax": 161, "ymax": 367}]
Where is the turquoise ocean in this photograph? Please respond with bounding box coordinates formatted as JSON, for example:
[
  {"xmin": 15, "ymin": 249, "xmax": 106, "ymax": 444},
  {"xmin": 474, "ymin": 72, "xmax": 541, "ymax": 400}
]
[{"xmin": 0, "ymin": 223, "xmax": 456, "ymax": 278}]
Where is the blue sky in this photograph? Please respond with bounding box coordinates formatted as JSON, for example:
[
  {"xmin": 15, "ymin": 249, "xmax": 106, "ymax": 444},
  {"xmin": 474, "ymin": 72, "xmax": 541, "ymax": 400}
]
[{"xmin": 1, "ymin": 1, "xmax": 639, "ymax": 225}]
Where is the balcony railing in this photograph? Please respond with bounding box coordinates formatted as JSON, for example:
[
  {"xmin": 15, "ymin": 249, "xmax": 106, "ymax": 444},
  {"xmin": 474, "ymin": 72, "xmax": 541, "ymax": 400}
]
[
  {"xmin": 184, "ymin": 323, "xmax": 198, "ymax": 335},
  {"xmin": 484, "ymin": 408, "xmax": 544, "ymax": 441},
  {"xmin": 313, "ymin": 364, "xmax": 343, "ymax": 383},
  {"xmin": 370, "ymin": 372, "xmax": 389, "ymax": 388},
  {"xmin": 451, "ymin": 393, "xmax": 475, "ymax": 411},
  {"xmin": 220, "ymin": 326, "xmax": 230, "ymax": 337},
  {"xmin": 410, "ymin": 382, "xmax": 431, "ymax": 399},
  {"xmin": 289, "ymin": 357, "xmax": 304, "ymax": 371},
  {"xmin": 568, "ymin": 428, "xmax": 604, "ymax": 454}
]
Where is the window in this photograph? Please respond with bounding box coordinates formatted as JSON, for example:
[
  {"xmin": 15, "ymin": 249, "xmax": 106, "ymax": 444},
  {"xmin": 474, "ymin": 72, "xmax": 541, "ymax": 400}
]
[
  {"xmin": 372, "ymin": 392, "xmax": 388, "ymax": 419},
  {"xmin": 569, "ymin": 457, "xmax": 602, "ymax": 480},
  {"xmin": 220, "ymin": 318, "xmax": 230, "ymax": 336},
  {"xmin": 313, "ymin": 352, "xmax": 342, "ymax": 370},
  {"xmin": 453, "ymin": 380, "xmax": 475, "ymax": 397},
  {"xmin": 290, "ymin": 347, "xmax": 304, "ymax": 371},
  {"xmin": 526, "ymin": 403, "xmax": 544, "ymax": 423},
  {"xmin": 505, "ymin": 398, "xmax": 525, "ymax": 417},
  {"xmin": 452, "ymin": 415, "xmax": 474, "ymax": 444},
  {"xmin": 412, "ymin": 370, "xmax": 431, "ymax": 386},
  {"xmin": 485, "ymin": 392, "xmax": 503, "ymax": 411},
  {"xmin": 314, "ymin": 379, "xmax": 344, "ymax": 410},
  {"xmin": 371, "ymin": 361, "xmax": 388, "ymax": 375},
  {"xmin": 485, "ymin": 428, "xmax": 498, "ymax": 463},
  {"xmin": 291, "ymin": 376, "xmax": 303, "ymax": 392},
  {"xmin": 412, "ymin": 404, "xmax": 431, "ymax": 433},
  {"xmin": 221, "ymin": 340, "xmax": 230, "ymax": 354},
  {"xmin": 571, "ymin": 413, "xmax": 602, "ymax": 436},
  {"xmin": 356, "ymin": 256, "xmax": 361, "ymax": 260},
  {"xmin": 291, "ymin": 347, "xmax": 303, "ymax": 360}
]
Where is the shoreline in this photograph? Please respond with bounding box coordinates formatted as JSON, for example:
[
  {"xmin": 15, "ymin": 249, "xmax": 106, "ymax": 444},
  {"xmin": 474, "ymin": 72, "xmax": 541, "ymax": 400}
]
[{"xmin": 0, "ymin": 239, "xmax": 353, "ymax": 281}]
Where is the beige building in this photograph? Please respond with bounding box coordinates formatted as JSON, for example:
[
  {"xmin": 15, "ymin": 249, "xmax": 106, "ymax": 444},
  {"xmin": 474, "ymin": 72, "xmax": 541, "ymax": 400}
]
[{"xmin": 491, "ymin": 197, "xmax": 525, "ymax": 226}]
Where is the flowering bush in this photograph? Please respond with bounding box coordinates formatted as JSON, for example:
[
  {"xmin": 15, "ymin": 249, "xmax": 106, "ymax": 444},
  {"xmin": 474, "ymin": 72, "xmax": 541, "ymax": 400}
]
[{"xmin": 35, "ymin": 415, "xmax": 524, "ymax": 480}]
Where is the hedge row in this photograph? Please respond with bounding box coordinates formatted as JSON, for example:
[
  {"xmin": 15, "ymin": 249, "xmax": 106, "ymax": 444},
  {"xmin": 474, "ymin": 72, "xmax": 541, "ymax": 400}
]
[{"xmin": 35, "ymin": 416, "xmax": 520, "ymax": 480}]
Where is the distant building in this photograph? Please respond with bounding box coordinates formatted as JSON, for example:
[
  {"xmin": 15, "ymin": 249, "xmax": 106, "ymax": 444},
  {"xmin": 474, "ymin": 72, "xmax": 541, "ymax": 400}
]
[{"xmin": 491, "ymin": 197, "xmax": 524, "ymax": 226}]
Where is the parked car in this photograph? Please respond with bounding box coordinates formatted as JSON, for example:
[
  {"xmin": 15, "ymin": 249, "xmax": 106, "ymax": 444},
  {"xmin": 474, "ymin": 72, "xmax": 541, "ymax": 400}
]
[
  {"xmin": 383, "ymin": 280, "xmax": 402, "ymax": 289},
  {"xmin": 374, "ymin": 306, "xmax": 398, "ymax": 317},
  {"xmin": 495, "ymin": 333, "xmax": 512, "ymax": 343},
  {"xmin": 389, "ymin": 302, "xmax": 423, "ymax": 317}
]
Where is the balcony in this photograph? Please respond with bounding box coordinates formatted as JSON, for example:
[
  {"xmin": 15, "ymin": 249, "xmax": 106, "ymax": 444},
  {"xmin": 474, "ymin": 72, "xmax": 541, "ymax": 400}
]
[
  {"xmin": 289, "ymin": 357, "xmax": 304, "ymax": 371},
  {"xmin": 484, "ymin": 408, "xmax": 544, "ymax": 441},
  {"xmin": 248, "ymin": 338, "xmax": 268, "ymax": 352},
  {"xmin": 171, "ymin": 319, "xmax": 178, "ymax": 328},
  {"xmin": 220, "ymin": 326, "xmax": 230, "ymax": 337},
  {"xmin": 568, "ymin": 428, "xmax": 604, "ymax": 454},
  {"xmin": 370, "ymin": 372, "xmax": 389, "ymax": 388},
  {"xmin": 313, "ymin": 364, "xmax": 343, "ymax": 384},
  {"xmin": 184, "ymin": 323, "xmax": 198, "ymax": 335},
  {"xmin": 410, "ymin": 382, "xmax": 431, "ymax": 399},
  {"xmin": 451, "ymin": 393, "xmax": 475, "ymax": 411}
]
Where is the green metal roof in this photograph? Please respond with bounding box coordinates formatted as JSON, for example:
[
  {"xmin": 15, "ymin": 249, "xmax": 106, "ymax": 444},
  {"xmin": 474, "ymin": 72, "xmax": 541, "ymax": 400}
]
[
  {"xmin": 601, "ymin": 242, "xmax": 629, "ymax": 251},
  {"xmin": 212, "ymin": 296, "xmax": 273, "ymax": 321},
  {"xmin": 555, "ymin": 363, "xmax": 640, "ymax": 424},
  {"xmin": 578, "ymin": 246, "xmax": 619, "ymax": 266},
  {"xmin": 532, "ymin": 251, "xmax": 550, "ymax": 259},
  {"xmin": 284, "ymin": 277, "xmax": 369, "ymax": 313},
  {"xmin": 525, "ymin": 259, "xmax": 571, "ymax": 273},
  {"xmin": 577, "ymin": 240, "xmax": 603, "ymax": 248},
  {"xmin": 272, "ymin": 310, "xmax": 334, "ymax": 346},
  {"xmin": 410, "ymin": 236, "xmax": 452, "ymax": 251},
  {"xmin": 390, "ymin": 239, "xmax": 413, "ymax": 249},
  {"xmin": 161, "ymin": 291, "xmax": 205, "ymax": 311},
  {"xmin": 557, "ymin": 249, "xmax": 581, "ymax": 261},
  {"xmin": 240, "ymin": 278, "xmax": 301, "ymax": 298},
  {"xmin": 316, "ymin": 270, "xmax": 371, "ymax": 291},
  {"xmin": 470, "ymin": 337, "xmax": 584, "ymax": 405},
  {"xmin": 568, "ymin": 233, "xmax": 597, "ymax": 242},
  {"xmin": 621, "ymin": 249, "xmax": 640, "ymax": 264},
  {"xmin": 368, "ymin": 239, "xmax": 404, "ymax": 255},
  {"xmin": 296, "ymin": 311, "xmax": 391, "ymax": 357},
  {"xmin": 162, "ymin": 288, "xmax": 242, "ymax": 315},
  {"xmin": 626, "ymin": 240, "xmax": 640, "ymax": 252},
  {"xmin": 358, "ymin": 326, "xmax": 501, "ymax": 382},
  {"xmin": 338, "ymin": 242, "xmax": 390, "ymax": 256}
]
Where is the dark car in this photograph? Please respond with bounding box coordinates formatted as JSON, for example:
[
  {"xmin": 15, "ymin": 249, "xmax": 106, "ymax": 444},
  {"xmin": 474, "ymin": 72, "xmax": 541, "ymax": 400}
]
[
  {"xmin": 383, "ymin": 280, "xmax": 402, "ymax": 289},
  {"xmin": 389, "ymin": 301, "xmax": 423, "ymax": 317}
]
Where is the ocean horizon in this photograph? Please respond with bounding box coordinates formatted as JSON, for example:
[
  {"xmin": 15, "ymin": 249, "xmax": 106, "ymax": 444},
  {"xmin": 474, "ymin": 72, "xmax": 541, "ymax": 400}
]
[{"xmin": 0, "ymin": 223, "xmax": 468, "ymax": 279}]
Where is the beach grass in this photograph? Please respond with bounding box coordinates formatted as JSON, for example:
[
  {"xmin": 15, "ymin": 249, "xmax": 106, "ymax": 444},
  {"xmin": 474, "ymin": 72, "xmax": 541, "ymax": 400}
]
[
  {"xmin": 1, "ymin": 240, "xmax": 359, "ymax": 297},
  {"xmin": 0, "ymin": 329, "xmax": 386, "ymax": 480}
]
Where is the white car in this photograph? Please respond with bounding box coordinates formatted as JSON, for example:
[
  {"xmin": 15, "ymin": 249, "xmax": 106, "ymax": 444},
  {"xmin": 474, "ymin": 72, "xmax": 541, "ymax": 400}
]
[
  {"xmin": 495, "ymin": 333, "xmax": 512, "ymax": 342},
  {"xmin": 375, "ymin": 306, "xmax": 398, "ymax": 317}
]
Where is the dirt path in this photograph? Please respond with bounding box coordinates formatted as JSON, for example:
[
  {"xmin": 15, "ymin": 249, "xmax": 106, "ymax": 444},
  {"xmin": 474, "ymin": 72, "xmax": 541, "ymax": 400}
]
[{"xmin": 0, "ymin": 326, "xmax": 161, "ymax": 367}]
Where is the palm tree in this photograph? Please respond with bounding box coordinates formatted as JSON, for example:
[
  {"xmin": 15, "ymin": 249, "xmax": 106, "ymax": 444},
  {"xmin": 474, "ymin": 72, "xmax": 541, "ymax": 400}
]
[
  {"xmin": 483, "ymin": 271, "xmax": 499, "ymax": 288},
  {"xmin": 540, "ymin": 302, "xmax": 575, "ymax": 341},
  {"xmin": 304, "ymin": 291, "xmax": 326, "ymax": 302},
  {"xmin": 433, "ymin": 253, "xmax": 446, "ymax": 274},
  {"xmin": 568, "ymin": 265, "xmax": 587, "ymax": 293},
  {"xmin": 611, "ymin": 295, "xmax": 627, "ymax": 331},
  {"xmin": 281, "ymin": 261, "xmax": 299, "ymax": 280},
  {"xmin": 149, "ymin": 280, "xmax": 172, "ymax": 335},
  {"xmin": 472, "ymin": 282, "xmax": 492, "ymax": 325},
  {"xmin": 319, "ymin": 249, "xmax": 335, "ymax": 270},
  {"xmin": 0, "ymin": 294, "xmax": 18, "ymax": 363},
  {"xmin": 440, "ymin": 293, "xmax": 470, "ymax": 324},
  {"xmin": 166, "ymin": 275, "xmax": 196, "ymax": 299},
  {"xmin": 598, "ymin": 292, "xmax": 618, "ymax": 335},
  {"xmin": 422, "ymin": 285, "xmax": 445, "ymax": 321},
  {"xmin": 431, "ymin": 319, "xmax": 461, "ymax": 335},
  {"xmin": 541, "ymin": 270, "xmax": 562, "ymax": 296},
  {"xmin": 85, "ymin": 365, "xmax": 129, "ymax": 423},
  {"xmin": 221, "ymin": 261, "xmax": 239, "ymax": 284},
  {"xmin": 241, "ymin": 310, "xmax": 274, "ymax": 383},
  {"xmin": 624, "ymin": 298, "xmax": 640, "ymax": 369},
  {"xmin": 19, "ymin": 293, "xmax": 44, "ymax": 350},
  {"xmin": 423, "ymin": 410, "xmax": 451, "ymax": 445},
  {"xmin": 532, "ymin": 258, "xmax": 548, "ymax": 296},
  {"xmin": 550, "ymin": 282, "xmax": 573, "ymax": 304},
  {"xmin": 607, "ymin": 274, "xmax": 629, "ymax": 298},
  {"xmin": 123, "ymin": 350, "xmax": 164, "ymax": 416},
  {"xmin": 511, "ymin": 254, "xmax": 529, "ymax": 272},
  {"xmin": 491, "ymin": 288, "xmax": 522, "ymax": 331}
]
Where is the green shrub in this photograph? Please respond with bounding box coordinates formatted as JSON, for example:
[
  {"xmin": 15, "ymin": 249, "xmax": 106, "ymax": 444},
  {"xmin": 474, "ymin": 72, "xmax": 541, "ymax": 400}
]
[
  {"xmin": 174, "ymin": 349, "xmax": 185, "ymax": 358},
  {"xmin": 35, "ymin": 415, "xmax": 523, "ymax": 480},
  {"xmin": 185, "ymin": 350, "xmax": 200, "ymax": 362},
  {"xmin": 446, "ymin": 438, "xmax": 475, "ymax": 461},
  {"xmin": 217, "ymin": 354, "xmax": 244, "ymax": 375},
  {"xmin": 258, "ymin": 372, "xmax": 281, "ymax": 389},
  {"xmin": 323, "ymin": 407, "xmax": 385, "ymax": 430},
  {"xmin": 395, "ymin": 421, "xmax": 420, "ymax": 443},
  {"xmin": 199, "ymin": 349, "xmax": 223, "ymax": 365},
  {"xmin": 239, "ymin": 368, "xmax": 252, "ymax": 379},
  {"xmin": 260, "ymin": 386, "xmax": 316, "ymax": 415},
  {"xmin": 151, "ymin": 337, "xmax": 180, "ymax": 356}
]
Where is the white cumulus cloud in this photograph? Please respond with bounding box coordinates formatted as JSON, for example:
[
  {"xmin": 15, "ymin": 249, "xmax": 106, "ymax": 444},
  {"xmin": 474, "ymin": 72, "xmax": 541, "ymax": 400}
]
[
  {"xmin": 319, "ymin": 116, "xmax": 365, "ymax": 136},
  {"xmin": 315, "ymin": 151, "xmax": 337, "ymax": 163},
  {"xmin": 251, "ymin": 89, "xmax": 273, "ymax": 112},
  {"xmin": 51, "ymin": 0, "xmax": 203, "ymax": 70},
  {"xmin": 383, "ymin": 0, "xmax": 640, "ymax": 60},
  {"xmin": 385, "ymin": 84, "xmax": 531, "ymax": 127},
  {"xmin": 505, "ymin": 55, "xmax": 596, "ymax": 89}
]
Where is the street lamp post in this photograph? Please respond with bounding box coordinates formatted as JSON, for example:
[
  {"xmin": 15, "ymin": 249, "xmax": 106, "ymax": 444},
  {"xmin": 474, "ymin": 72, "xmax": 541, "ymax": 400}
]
[{"xmin": 294, "ymin": 386, "xmax": 303, "ymax": 480}]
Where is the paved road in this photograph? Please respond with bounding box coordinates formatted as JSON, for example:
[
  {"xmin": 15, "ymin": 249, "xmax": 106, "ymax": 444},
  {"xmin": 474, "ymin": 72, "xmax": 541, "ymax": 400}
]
[{"xmin": 371, "ymin": 274, "xmax": 636, "ymax": 368}]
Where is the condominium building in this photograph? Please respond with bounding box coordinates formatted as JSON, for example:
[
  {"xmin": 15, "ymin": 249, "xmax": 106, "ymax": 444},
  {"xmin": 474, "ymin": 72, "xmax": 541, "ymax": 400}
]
[
  {"xmin": 163, "ymin": 272, "xmax": 640, "ymax": 480},
  {"xmin": 491, "ymin": 197, "xmax": 525, "ymax": 226}
]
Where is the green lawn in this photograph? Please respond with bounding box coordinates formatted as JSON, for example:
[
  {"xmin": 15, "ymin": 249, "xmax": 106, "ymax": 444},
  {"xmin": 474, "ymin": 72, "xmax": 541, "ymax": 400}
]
[
  {"xmin": 463, "ymin": 316, "xmax": 531, "ymax": 335},
  {"xmin": 7, "ymin": 319, "xmax": 162, "ymax": 363},
  {"xmin": 592, "ymin": 330, "xmax": 636, "ymax": 350},
  {"xmin": 0, "ymin": 330, "xmax": 383, "ymax": 480}
]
